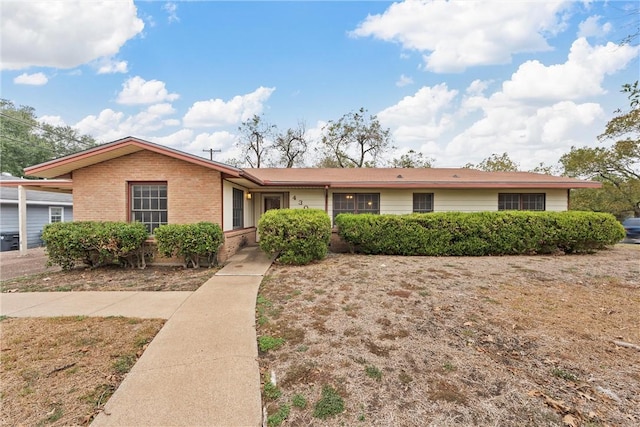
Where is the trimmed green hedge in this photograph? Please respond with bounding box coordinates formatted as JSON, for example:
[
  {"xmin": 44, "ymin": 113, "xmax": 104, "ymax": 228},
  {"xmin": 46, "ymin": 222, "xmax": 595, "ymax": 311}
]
[
  {"xmin": 258, "ymin": 209, "xmax": 331, "ymax": 265},
  {"xmin": 154, "ymin": 222, "xmax": 224, "ymax": 268},
  {"xmin": 41, "ymin": 221, "xmax": 148, "ymax": 270},
  {"xmin": 335, "ymin": 211, "xmax": 625, "ymax": 256}
]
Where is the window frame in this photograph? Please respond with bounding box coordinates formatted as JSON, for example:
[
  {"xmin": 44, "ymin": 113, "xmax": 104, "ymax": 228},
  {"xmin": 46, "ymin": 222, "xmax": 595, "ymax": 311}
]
[
  {"xmin": 333, "ymin": 193, "xmax": 380, "ymax": 220},
  {"xmin": 49, "ymin": 206, "xmax": 64, "ymax": 223},
  {"xmin": 412, "ymin": 193, "xmax": 434, "ymax": 213},
  {"xmin": 498, "ymin": 193, "xmax": 546, "ymax": 211},
  {"xmin": 232, "ymin": 188, "xmax": 244, "ymax": 229},
  {"xmin": 129, "ymin": 182, "xmax": 168, "ymax": 234}
]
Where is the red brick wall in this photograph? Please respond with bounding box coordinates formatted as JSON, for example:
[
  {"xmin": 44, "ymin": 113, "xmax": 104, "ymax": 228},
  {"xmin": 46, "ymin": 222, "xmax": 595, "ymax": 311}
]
[
  {"xmin": 221, "ymin": 228, "xmax": 257, "ymax": 262},
  {"xmin": 72, "ymin": 150, "xmax": 222, "ymax": 225}
]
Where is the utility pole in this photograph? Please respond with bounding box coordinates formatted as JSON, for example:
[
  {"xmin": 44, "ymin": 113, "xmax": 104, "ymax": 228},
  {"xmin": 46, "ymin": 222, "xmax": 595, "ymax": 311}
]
[{"xmin": 202, "ymin": 148, "xmax": 222, "ymax": 161}]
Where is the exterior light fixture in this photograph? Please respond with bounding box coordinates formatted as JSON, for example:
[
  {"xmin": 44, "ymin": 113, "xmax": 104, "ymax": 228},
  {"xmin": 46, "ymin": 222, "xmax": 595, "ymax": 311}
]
[{"xmin": 247, "ymin": 192, "xmax": 252, "ymax": 200}]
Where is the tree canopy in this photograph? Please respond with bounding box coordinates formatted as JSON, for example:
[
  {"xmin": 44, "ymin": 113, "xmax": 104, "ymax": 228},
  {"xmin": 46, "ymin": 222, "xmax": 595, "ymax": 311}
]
[
  {"xmin": 0, "ymin": 99, "xmax": 97, "ymax": 177},
  {"xmin": 318, "ymin": 107, "xmax": 393, "ymax": 168},
  {"xmin": 561, "ymin": 81, "xmax": 640, "ymax": 218},
  {"xmin": 390, "ymin": 150, "xmax": 433, "ymax": 168},
  {"xmin": 464, "ymin": 152, "xmax": 519, "ymax": 172}
]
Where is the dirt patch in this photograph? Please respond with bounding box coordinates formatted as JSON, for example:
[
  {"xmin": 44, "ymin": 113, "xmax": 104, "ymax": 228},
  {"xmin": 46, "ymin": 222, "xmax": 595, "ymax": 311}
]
[
  {"xmin": 1, "ymin": 264, "xmax": 218, "ymax": 292},
  {"xmin": 257, "ymin": 245, "xmax": 640, "ymax": 426},
  {"xmin": 0, "ymin": 316, "xmax": 164, "ymax": 426}
]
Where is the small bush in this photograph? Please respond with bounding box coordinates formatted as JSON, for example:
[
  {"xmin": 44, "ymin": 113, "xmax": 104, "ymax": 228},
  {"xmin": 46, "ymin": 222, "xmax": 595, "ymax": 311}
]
[
  {"xmin": 335, "ymin": 211, "xmax": 624, "ymax": 256},
  {"xmin": 292, "ymin": 394, "xmax": 307, "ymax": 409},
  {"xmin": 263, "ymin": 379, "xmax": 282, "ymax": 400},
  {"xmin": 267, "ymin": 403, "xmax": 290, "ymax": 427},
  {"xmin": 258, "ymin": 336, "xmax": 285, "ymax": 352},
  {"xmin": 154, "ymin": 222, "xmax": 224, "ymax": 268},
  {"xmin": 258, "ymin": 209, "xmax": 331, "ymax": 265},
  {"xmin": 313, "ymin": 385, "xmax": 345, "ymax": 419},
  {"xmin": 42, "ymin": 221, "xmax": 148, "ymax": 270}
]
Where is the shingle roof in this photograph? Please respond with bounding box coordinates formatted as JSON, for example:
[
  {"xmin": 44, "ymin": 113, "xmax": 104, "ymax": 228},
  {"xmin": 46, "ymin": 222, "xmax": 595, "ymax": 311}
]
[
  {"xmin": 19, "ymin": 136, "xmax": 600, "ymax": 189},
  {"xmin": 0, "ymin": 186, "xmax": 73, "ymax": 204},
  {"xmin": 243, "ymin": 168, "xmax": 600, "ymax": 189}
]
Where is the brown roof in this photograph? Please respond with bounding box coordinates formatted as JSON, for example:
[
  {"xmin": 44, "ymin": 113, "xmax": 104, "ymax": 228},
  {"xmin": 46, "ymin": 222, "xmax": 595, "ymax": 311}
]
[
  {"xmin": 22, "ymin": 137, "xmax": 600, "ymax": 189},
  {"xmin": 24, "ymin": 136, "xmax": 243, "ymax": 179},
  {"xmin": 243, "ymin": 168, "xmax": 601, "ymax": 189}
]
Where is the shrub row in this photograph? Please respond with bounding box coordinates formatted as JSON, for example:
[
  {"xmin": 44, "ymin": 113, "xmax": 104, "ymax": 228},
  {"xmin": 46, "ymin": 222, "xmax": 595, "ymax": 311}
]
[
  {"xmin": 154, "ymin": 222, "xmax": 224, "ymax": 268},
  {"xmin": 335, "ymin": 211, "xmax": 625, "ymax": 256},
  {"xmin": 258, "ymin": 209, "xmax": 331, "ymax": 265},
  {"xmin": 42, "ymin": 221, "xmax": 148, "ymax": 270}
]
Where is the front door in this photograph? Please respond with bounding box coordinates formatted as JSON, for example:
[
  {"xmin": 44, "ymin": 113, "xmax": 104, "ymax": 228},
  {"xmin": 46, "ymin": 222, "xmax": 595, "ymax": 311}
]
[{"xmin": 264, "ymin": 195, "xmax": 282, "ymax": 213}]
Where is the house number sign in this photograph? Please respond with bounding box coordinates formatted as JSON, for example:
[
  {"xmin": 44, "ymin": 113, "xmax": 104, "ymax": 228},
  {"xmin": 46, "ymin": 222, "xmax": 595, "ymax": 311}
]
[{"xmin": 292, "ymin": 195, "xmax": 309, "ymax": 209}]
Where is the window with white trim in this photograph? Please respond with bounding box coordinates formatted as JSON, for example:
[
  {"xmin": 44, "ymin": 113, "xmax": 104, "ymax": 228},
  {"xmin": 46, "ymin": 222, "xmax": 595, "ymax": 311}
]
[
  {"xmin": 130, "ymin": 183, "xmax": 168, "ymax": 233},
  {"xmin": 49, "ymin": 206, "xmax": 63, "ymax": 223}
]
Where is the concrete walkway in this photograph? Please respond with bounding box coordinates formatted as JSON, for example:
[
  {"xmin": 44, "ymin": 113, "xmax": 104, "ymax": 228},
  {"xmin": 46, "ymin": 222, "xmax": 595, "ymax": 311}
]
[
  {"xmin": 0, "ymin": 291, "xmax": 193, "ymax": 319},
  {"xmin": 0, "ymin": 246, "xmax": 273, "ymax": 426},
  {"xmin": 91, "ymin": 246, "xmax": 274, "ymax": 426}
]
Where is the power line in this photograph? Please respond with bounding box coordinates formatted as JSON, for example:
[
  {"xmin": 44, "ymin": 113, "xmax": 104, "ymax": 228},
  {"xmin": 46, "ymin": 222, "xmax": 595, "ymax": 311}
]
[{"xmin": 0, "ymin": 112, "xmax": 96, "ymax": 149}]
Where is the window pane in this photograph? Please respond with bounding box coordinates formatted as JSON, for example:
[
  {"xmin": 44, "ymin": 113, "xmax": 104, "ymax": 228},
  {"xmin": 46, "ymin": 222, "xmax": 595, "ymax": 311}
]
[
  {"xmin": 233, "ymin": 188, "xmax": 244, "ymax": 229},
  {"xmin": 131, "ymin": 184, "xmax": 168, "ymax": 233},
  {"xmin": 413, "ymin": 193, "xmax": 433, "ymax": 213}
]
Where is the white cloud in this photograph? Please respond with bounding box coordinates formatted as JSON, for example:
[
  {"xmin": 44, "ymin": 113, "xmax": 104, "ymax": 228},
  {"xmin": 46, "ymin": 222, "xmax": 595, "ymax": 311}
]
[
  {"xmin": 147, "ymin": 103, "xmax": 176, "ymax": 116},
  {"xmin": 578, "ymin": 15, "xmax": 612, "ymax": 38},
  {"xmin": 74, "ymin": 103, "xmax": 179, "ymax": 142},
  {"xmin": 395, "ymin": 74, "xmax": 413, "ymax": 87},
  {"xmin": 163, "ymin": 2, "xmax": 180, "ymax": 23},
  {"xmin": 183, "ymin": 86, "xmax": 276, "ymax": 128},
  {"xmin": 351, "ymin": 0, "xmax": 570, "ymax": 72},
  {"xmin": 502, "ymin": 38, "xmax": 639, "ymax": 101},
  {"xmin": 13, "ymin": 72, "xmax": 48, "ymax": 86},
  {"xmin": 39, "ymin": 115, "xmax": 66, "ymax": 127},
  {"xmin": 443, "ymin": 98, "xmax": 605, "ymax": 169},
  {"xmin": 97, "ymin": 58, "xmax": 129, "ymax": 74},
  {"xmin": 378, "ymin": 84, "xmax": 458, "ymax": 144},
  {"xmin": 150, "ymin": 129, "xmax": 194, "ymax": 150},
  {"xmin": 466, "ymin": 79, "xmax": 490, "ymax": 96},
  {"xmin": 1, "ymin": 0, "xmax": 143, "ymax": 70},
  {"xmin": 116, "ymin": 76, "xmax": 180, "ymax": 105}
]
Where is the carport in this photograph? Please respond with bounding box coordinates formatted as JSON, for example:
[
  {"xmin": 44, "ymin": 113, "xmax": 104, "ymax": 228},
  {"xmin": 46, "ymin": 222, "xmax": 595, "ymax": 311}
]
[{"xmin": 0, "ymin": 179, "xmax": 72, "ymax": 255}]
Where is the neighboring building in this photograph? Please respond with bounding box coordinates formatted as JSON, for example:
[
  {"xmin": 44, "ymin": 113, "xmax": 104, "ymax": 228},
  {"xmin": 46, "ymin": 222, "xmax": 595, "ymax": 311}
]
[
  {"xmin": 10, "ymin": 136, "xmax": 600, "ymax": 261},
  {"xmin": 0, "ymin": 174, "xmax": 73, "ymax": 250}
]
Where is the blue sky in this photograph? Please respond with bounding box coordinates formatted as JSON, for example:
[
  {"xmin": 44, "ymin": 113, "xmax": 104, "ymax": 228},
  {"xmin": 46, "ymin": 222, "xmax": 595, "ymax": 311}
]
[{"xmin": 1, "ymin": 0, "xmax": 638, "ymax": 170}]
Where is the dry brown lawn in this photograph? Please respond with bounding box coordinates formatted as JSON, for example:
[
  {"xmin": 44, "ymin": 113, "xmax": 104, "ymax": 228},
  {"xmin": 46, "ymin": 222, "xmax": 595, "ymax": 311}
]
[
  {"xmin": 0, "ymin": 265, "xmax": 214, "ymax": 426},
  {"xmin": 257, "ymin": 245, "xmax": 640, "ymax": 427}
]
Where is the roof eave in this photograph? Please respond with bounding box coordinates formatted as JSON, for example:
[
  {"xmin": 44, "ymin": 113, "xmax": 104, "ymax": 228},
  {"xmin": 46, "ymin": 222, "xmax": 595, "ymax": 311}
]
[
  {"xmin": 254, "ymin": 180, "xmax": 602, "ymax": 189},
  {"xmin": 24, "ymin": 136, "xmax": 243, "ymax": 179}
]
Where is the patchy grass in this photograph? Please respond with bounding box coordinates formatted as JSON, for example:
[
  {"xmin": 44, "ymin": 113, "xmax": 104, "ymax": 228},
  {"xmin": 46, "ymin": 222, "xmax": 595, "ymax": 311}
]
[{"xmin": 256, "ymin": 246, "xmax": 640, "ymax": 426}]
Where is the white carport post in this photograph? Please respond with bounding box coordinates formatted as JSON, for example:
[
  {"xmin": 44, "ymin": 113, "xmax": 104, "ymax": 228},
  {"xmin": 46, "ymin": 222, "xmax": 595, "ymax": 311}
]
[{"xmin": 18, "ymin": 185, "xmax": 27, "ymax": 255}]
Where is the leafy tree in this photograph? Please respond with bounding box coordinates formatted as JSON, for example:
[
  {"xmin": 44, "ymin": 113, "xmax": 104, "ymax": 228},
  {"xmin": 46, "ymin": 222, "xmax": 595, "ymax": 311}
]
[
  {"xmin": 319, "ymin": 107, "xmax": 393, "ymax": 168},
  {"xmin": 464, "ymin": 152, "xmax": 519, "ymax": 172},
  {"xmin": 561, "ymin": 82, "xmax": 640, "ymax": 218},
  {"xmin": 273, "ymin": 121, "xmax": 307, "ymax": 168},
  {"xmin": 236, "ymin": 114, "xmax": 276, "ymax": 168},
  {"xmin": 390, "ymin": 149, "xmax": 433, "ymax": 168},
  {"xmin": 0, "ymin": 99, "xmax": 97, "ymax": 177},
  {"xmin": 529, "ymin": 162, "xmax": 559, "ymax": 175}
]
